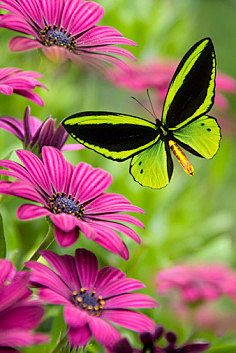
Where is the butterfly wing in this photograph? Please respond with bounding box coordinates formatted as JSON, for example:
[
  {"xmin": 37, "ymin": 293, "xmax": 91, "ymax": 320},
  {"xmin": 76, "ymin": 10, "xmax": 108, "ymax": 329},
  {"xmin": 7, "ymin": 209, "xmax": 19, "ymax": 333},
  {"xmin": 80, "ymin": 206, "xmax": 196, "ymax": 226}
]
[
  {"xmin": 172, "ymin": 115, "xmax": 221, "ymax": 159},
  {"xmin": 130, "ymin": 140, "xmax": 173, "ymax": 189},
  {"xmin": 63, "ymin": 112, "xmax": 159, "ymax": 161},
  {"xmin": 162, "ymin": 38, "xmax": 216, "ymax": 130}
]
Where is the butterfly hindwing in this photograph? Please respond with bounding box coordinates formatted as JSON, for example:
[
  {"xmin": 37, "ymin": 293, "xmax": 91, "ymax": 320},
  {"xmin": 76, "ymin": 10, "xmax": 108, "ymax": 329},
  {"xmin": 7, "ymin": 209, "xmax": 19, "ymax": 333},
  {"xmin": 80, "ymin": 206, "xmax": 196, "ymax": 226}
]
[
  {"xmin": 162, "ymin": 38, "xmax": 216, "ymax": 130},
  {"xmin": 130, "ymin": 139, "xmax": 173, "ymax": 189},
  {"xmin": 63, "ymin": 112, "xmax": 158, "ymax": 161},
  {"xmin": 172, "ymin": 115, "xmax": 221, "ymax": 159}
]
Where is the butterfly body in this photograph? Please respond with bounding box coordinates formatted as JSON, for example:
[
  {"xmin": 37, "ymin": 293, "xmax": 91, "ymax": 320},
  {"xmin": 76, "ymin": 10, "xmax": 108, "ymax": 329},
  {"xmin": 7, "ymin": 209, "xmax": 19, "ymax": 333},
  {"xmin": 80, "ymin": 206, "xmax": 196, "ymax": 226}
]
[{"xmin": 63, "ymin": 38, "xmax": 221, "ymax": 189}]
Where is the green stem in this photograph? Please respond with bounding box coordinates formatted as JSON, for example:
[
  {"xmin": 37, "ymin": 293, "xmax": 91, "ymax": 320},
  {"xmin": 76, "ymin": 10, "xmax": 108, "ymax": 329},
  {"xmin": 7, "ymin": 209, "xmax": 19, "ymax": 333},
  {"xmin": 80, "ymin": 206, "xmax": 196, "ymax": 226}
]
[
  {"xmin": 50, "ymin": 332, "xmax": 68, "ymax": 353},
  {"xmin": 26, "ymin": 224, "xmax": 54, "ymax": 263}
]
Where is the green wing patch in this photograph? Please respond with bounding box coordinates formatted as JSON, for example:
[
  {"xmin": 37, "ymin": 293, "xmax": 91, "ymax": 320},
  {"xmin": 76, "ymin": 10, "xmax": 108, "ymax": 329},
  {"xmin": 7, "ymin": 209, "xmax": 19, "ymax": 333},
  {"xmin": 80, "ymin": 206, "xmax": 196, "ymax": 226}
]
[
  {"xmin": 130, "ymin": 139, "xmax": 173, "ymax": 189},
  {"xmin": 172, "ymin": 115, "xmax": 221, "ymax": 159},
  {"xmin": 162, "ymin": 38, "xmax": 216, "ymax": 130},
  {"xmin": 63, "ymin": 112, "xmax": 158, "ymax": 161}
]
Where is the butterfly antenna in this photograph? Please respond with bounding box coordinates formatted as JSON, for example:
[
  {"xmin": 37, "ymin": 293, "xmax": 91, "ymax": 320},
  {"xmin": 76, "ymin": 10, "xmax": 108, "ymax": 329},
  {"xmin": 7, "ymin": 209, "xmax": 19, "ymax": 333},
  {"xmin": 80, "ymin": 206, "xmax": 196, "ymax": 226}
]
[
  {"xmin": 147, "ymin": 89, "xmax": 157, "ymax": 119},
  {"xmin": 131, "ymin": 95, "xmax": 156, "ymax": 119}
]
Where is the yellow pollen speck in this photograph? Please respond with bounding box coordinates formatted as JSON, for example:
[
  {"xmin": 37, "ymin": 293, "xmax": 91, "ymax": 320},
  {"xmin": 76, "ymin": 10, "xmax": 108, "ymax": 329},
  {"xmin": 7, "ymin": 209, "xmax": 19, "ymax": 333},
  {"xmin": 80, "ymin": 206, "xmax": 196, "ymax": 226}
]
[
  {"xmin": 87, "ymin": 305, "xmax": 93, "ymax": 310},
  {"xmin": 77, "ymin": 297, "xmax": 82, "ymax": 303},
  {"xmin": 94, "ymin": 306, "xmax": 99, "ymax": 311},
  {"xmin": 72, "ymin": 291, "xmax": 78, "ymax": 296},
  {"xmin": 100, "ymin": 300, "xmax": 105, "ymax": 305},
  {"xmin": 82, "ymin": 303, "xmax": 87, "ymax": 308},
  {"xmin": 98, "ymin": 296, "xmax": 102, "ymax": 300},
  {"xmin": 99, "ymin": 305, "xmax": 103, "ymax": 310}
]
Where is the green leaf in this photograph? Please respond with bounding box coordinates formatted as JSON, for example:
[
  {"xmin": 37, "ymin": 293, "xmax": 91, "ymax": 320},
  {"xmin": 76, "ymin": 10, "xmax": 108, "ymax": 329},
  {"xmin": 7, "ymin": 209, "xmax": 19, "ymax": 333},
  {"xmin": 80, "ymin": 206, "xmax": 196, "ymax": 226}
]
[
  {"xmin": 0, "ymin": 213, "xmax": 6, "ymax": 258},
  {"xmin": 207, "ymin": 344, "xmax": 236, "ymax": 353}
]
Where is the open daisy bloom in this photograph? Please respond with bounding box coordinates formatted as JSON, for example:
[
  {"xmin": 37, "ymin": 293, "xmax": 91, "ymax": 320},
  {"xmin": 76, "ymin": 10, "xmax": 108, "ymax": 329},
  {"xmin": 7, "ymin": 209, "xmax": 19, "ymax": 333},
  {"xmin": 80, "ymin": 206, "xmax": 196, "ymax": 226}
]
[
  {"xmin": 0, "ymin": 259, "xmax": 48, "ymax": 353},
  {"xmin": 0, "ymin": 67, "xmax": 46, "ymax": 106},
  {"xmin": 26, "ymin": 248, "xmax": 158, "ymax": 348},
  {"xmin": 0, "ymin": 146, "xmax": 144, "ymax": 259},
  {"xmin": 0, "ymin": 106, "xmax": 84, "ymax": 155},
  {"xmin": 0, "ymin": 0, "xmax": 136, "ymax": 69}
]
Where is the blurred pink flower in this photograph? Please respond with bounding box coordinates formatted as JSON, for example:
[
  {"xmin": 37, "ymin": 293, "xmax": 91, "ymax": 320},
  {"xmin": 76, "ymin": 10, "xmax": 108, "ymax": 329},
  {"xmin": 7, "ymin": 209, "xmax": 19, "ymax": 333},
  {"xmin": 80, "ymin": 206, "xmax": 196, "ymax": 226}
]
[
  {"xmin": 0, "ymin": 0, "xmax": 136, "ymax": 69},
  {"xmin": 0, "ymin": 67, "xmax": 46, "ymax": 106},
  {"xmin": 0, "ymin": 259, "xmax": 48, "ymax": 353},
  {"xmin": 0, "ymin": 106, "xmax": 84, "ymax": 155},
  {"xmin": 156, "ymin": 264, "xmax": 236, "ymax": 303},
  {"xmin": 26, "ymin": 248, "xmax": 158, "ymax": 348},
  {"xmin": 0, "ymin": 147, "xmax": 144, "ymax": 259},
  {"xmin": 108, "ymin": 60, "xmax": 236, "ymax": 110}
]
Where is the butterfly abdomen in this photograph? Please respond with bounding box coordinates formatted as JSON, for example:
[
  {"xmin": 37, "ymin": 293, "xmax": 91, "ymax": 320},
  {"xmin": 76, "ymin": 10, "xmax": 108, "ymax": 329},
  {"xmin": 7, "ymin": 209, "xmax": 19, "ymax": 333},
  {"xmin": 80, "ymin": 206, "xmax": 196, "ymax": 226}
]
[{"xmin": 168, "ymin": 140, "xmax": 194, "ymax": 176}]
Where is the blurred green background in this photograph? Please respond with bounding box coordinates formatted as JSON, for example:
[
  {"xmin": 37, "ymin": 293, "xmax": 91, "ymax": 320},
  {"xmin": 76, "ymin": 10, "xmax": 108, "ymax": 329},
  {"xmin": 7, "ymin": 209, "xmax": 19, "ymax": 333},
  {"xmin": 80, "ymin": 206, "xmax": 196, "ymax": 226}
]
[{"xmin": 1, "ymin": 0, "xmax": 236, "ymax": 352}]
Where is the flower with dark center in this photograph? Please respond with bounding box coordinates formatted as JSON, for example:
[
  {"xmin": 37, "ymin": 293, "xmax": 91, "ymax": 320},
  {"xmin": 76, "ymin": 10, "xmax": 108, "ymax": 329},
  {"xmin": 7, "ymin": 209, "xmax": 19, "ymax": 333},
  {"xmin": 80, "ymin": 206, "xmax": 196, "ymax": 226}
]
[
  {"xmin": 110, "ymin": 325, "xmax": 209, "ymax": 353},
  {"xmin": 0, "ymin": 106, "xmax": 84, "ymax": 155},
  {"xmin": 0, "ymin": 146, "xmax": 144, "ymax": 258},
  {"xmin": 0, "ymin": 67, "xmax": 46, "ymax": 106},
  {"xmin": 0, "ymin": 259, "xmax": 48, "ymax": 353},
  {"xmin": 25, "ymin": 248, "xmax": 159, "ymax": 347},
  {"xmin": 0, "ymin": 0, "xmax": 136, "ymax": 69}
]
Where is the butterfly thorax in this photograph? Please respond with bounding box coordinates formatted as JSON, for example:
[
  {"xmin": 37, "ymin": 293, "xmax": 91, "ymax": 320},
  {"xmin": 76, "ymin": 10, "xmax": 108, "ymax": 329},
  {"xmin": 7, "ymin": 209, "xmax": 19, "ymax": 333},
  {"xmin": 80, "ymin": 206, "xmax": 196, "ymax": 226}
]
[{"xmin": 156, "ymin": 121, "xmax": 194, "ymax": 176}]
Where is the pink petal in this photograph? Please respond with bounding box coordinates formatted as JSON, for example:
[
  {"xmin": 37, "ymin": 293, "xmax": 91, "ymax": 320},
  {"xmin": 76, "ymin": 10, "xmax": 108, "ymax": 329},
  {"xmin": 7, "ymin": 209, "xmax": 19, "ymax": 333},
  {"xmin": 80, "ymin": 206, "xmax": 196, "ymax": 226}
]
[
  {"xmin": 0, "ymin": 84, "xmax": 13, "ymax": 95},
  {"xmin": 96, "ymin": 278, "xmax": 145, "ymax": 299},
  {"xmin": 95, "ymin": 267, "xmax": 126, "ymax": 292},
  {"xmin": 63, "ymin": 305, "xmax": 89, "ymax": 328},
  {"xmin": 68, "ymin": 325, "xmax": 91, "ymax": 347},
  {"xmin": 89, "ymin": 317, "xmax": 120, "ymax": 346},
  {"xmin": 87, "ymin": 219, "xmax": 141, "ymax": 243},
  {"xmin": 0, "ymin": 330, "xmax": 48, "ymax": 347},
  {"xmin": 14, "ymin": 89, "xmax": 45, "ymax": 106},
  {"xmin": 91, "ymin": 213, "xmax": 145, "ymax": 228},
  {"xmin": 16, "ymin": 149, "xmax": 52, "ymax": 195},
  {"xmin": 91, "ymin": 225, "xmax": 129, "ymax": 260},
  {"xmin": 54, "ymin": 225, "xmax": 80, "ymax": 247},
  {"xmin": 0, "ymin": 13, "xmax": 34, "ymax": 35},
  {"xmin": 42, "ymin": 146, "xmax": 70, "ymax": 193},
  {"xmin": 75, "ymin": 248, "xmax": 98, "ymax": 291},
  {"xmin": 104, "ymin": 293, "xmax": 159, "ymax": 309},
  {"xmin": 102, "ymin": 310, "xmax": 156, "ymax": 332},
  {"xmin": 9, "ymin": 36, "xmax": 42, "ymax": 52},
  {"xmin": 49, "ymin": 213, "xmax": 77, "ymax": 232},
  {"xmin": 9, "ymin": 182, "xmax": 46, "ymax": 204},
  {"xmin": 72, "ymin": 165, "xmax": 112, "ymax": 204},
  {"xmin": 0, "ymin": 115, "xmax": 24, "ymax": 140},
  {"xmin": 0, "ymin": 159, "xmax": 36, "ymax": 186},
  {"xmin": 61, "ymin": 143, "xmax": 85, "ymax": 151},
  {"xmin": 40, "ymin": 250, "xmax": 80, "ymax": 291},
  {"xmin": 0, "ymin": 259, "xmax": 16, "ymax": 285},
  {"xmin": 68, "ymin": 162, "xmax": 93, "ymax": 196},
  {"xmin": 0, "ymin": 304, "xmax": 44, "ymax": 330},
  {"xmin": 38, "ymin": 288, "xmax": 70, "ymax": 305},
  {"xmin": 17, "ymin": 204, "xmax": 50, "ymax": 220},
  {"xmin": 25, "ymin": 261, "xmax": 71, "ymax": 299},
  {"xmin": 75, "ymin": 219, "xmax": 98, "ymax": 240}
]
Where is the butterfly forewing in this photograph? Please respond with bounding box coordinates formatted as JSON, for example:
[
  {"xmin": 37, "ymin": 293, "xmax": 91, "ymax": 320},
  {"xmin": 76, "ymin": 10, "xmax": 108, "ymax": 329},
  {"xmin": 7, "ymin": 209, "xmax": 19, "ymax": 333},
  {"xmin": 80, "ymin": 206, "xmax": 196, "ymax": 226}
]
[
  {"xmin": 172, "ymin": 115, "xmax": 221, "ymax": 159},
  {"xmin": 130, "ymin": 139, "xmax": 173, "ymax": 189},
  {"xmin": 162, "ymin": 38, "xmax": 216, "ymax": 130},
  {"xmin": 63, "ymin": 112, "xmax": 158, "ymax": 161}
]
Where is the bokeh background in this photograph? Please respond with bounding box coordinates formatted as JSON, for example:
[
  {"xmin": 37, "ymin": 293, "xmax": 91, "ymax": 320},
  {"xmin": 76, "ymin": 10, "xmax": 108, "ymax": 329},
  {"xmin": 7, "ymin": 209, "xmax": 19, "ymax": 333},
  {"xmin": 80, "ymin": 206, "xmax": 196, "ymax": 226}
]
[{"xmin": 1, "ymin": 0, "xmax": 236, "ymax": 352}]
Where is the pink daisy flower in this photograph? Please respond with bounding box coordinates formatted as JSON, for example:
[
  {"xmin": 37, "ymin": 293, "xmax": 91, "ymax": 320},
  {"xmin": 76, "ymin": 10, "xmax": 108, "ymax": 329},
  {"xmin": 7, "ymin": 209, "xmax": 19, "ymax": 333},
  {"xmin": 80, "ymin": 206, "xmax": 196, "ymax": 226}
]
[
  {"xmin": 25, "ymin": 248, "xmax": 158, "ymax": 348},
  {"xmin": 156, "ymin": 264, "xmax": 236, "ymax": 303},
  {"xmin": 0, "ymin": 259, "xmax": 48, "ymax": 353},
  {"xmin": 0, "ymin": 106, "xmax": 84, "ymax": 155},
  {"xmin": 0, "ymin": 67, "xmax": 46, "ymax": 106},
  {"xmin": 0, "ymin": 0, "xmax": 136, "ymax": 69},
  {"xmin": 0, "ymin": 146, "xmax": 144, "ymax": 259},
  {"xmin": 108, "ymin": 60, "xmax": 236, "ymax": 110}
]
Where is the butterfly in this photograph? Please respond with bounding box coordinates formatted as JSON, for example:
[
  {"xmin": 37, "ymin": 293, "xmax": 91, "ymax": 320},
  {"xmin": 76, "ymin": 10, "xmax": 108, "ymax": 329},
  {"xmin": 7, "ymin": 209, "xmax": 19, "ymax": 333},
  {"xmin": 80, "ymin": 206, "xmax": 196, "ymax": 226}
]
[{"xmin": 63, "ymin": 38, "xmax": 221, "ymax": 189}]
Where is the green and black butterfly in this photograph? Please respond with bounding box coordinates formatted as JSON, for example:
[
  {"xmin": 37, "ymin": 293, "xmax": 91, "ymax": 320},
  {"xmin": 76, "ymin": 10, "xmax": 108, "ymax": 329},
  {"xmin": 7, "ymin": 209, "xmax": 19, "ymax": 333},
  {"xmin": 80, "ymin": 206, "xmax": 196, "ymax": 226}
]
[{"xmin": 63, "ymin": 38, "xmax": 221, "ymax": 189}]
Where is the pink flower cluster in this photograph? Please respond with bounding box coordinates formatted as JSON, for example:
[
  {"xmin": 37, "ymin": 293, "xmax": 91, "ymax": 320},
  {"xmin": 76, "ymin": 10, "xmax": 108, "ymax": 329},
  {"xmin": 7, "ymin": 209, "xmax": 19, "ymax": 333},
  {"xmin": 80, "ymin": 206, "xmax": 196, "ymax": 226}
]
[{"xmin": 156, "ymin": 263, "xmax": 236, "ymax": 303}]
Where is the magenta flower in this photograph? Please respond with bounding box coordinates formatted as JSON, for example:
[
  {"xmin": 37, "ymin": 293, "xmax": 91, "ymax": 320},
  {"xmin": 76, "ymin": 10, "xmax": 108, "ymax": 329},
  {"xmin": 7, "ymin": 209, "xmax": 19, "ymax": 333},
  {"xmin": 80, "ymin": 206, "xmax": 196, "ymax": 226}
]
[
  {"xmin": 0, "ymin": 106, "xmax": 84, "ymax": 155},
  {"xmin": 111, "ymin": 326, "xmax": 209, "ymax": 353},
  {"xmin": 108, "ymin": 60, "xmax": 236, "ymax": 110},
  {"xmin": 0, "ymin": 259, "xmax": 48, "ymax": 353},
  {"xmin": 0, "ymin": 146, "xmax": 144, "ymax": 259},
  {"xmin": 0, "ymin": 0, "xmax": 136, "ymax": 69},
  {"xmin": 156, "ymin": 264, "xmax": 236, "ymax": 303},
  {"xmin": 0, "ymin": 67, "xmax": 46, "ymax": 106},
  {"xmin": 26, "ymin": 248, "xmax": 158, "ymax": 348}
]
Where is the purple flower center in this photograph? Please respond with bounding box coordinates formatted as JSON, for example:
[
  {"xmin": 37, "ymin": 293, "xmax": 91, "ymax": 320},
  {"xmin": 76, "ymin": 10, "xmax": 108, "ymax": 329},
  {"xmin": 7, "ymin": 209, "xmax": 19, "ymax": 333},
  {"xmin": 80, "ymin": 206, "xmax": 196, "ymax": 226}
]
[
  {"xmin": 39, "ymin": 25, "xmax": 76, "ymax": 51},
  {"xmin": 72, "ymin": 288, "xmax": 105, "ymax": 316},
  {"xmin": 48, "ymin": 193, "xmax": 84, "ymax": 218}
]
